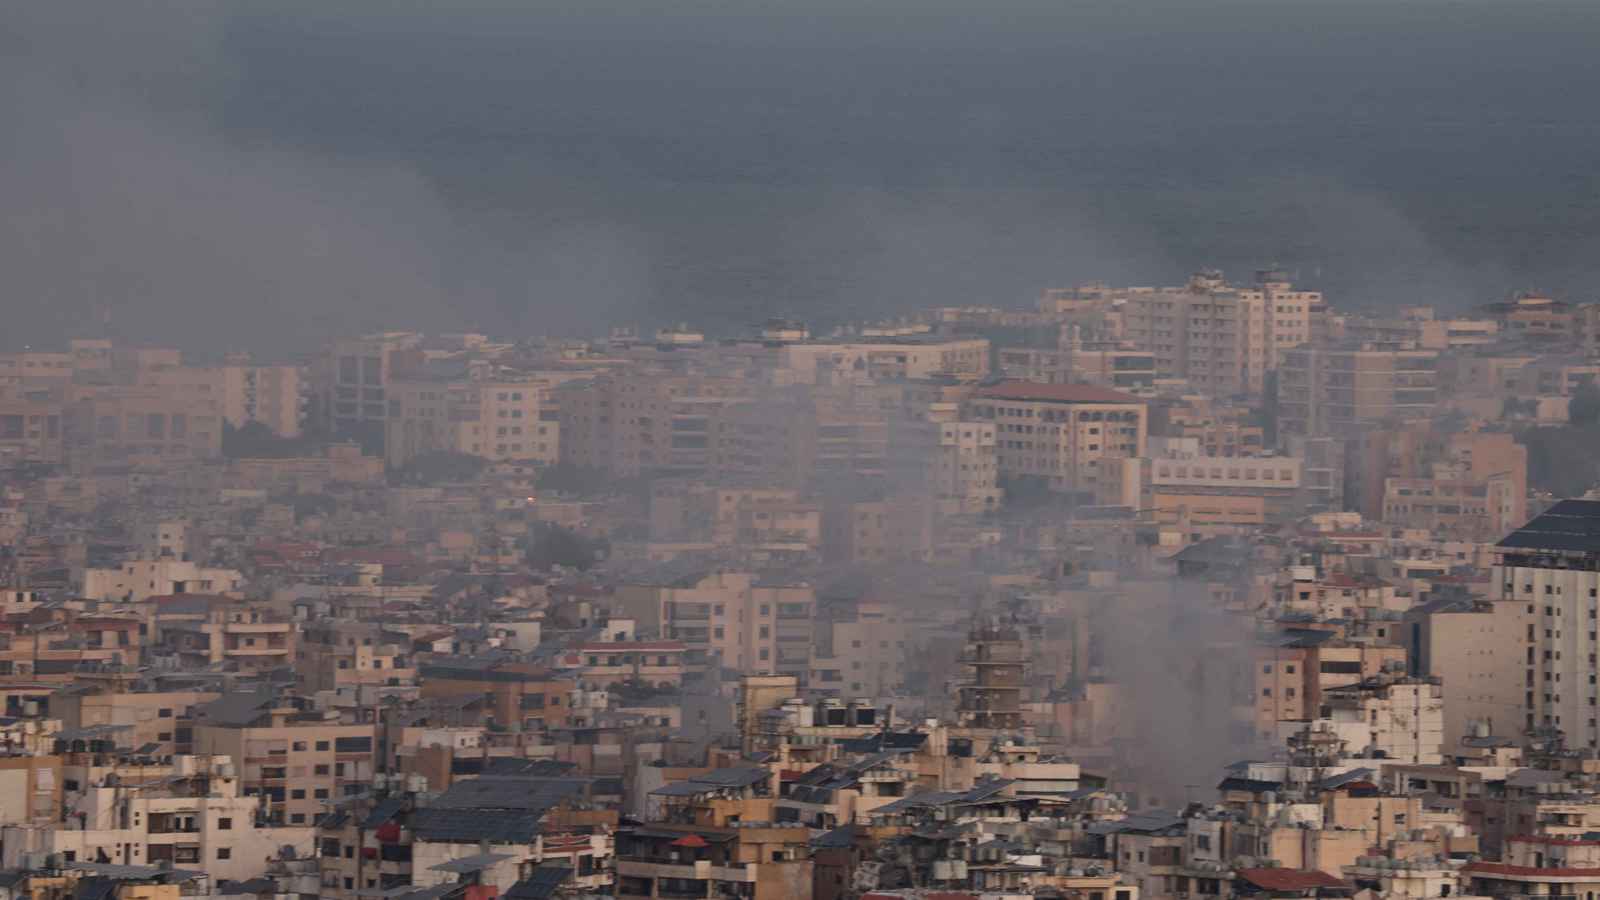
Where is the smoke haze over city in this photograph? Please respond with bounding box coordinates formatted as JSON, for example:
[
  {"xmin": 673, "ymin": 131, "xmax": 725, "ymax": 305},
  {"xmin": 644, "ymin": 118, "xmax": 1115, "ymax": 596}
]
[{"xmin": 6, "ymin": 0, "xmax": 1600, "ymax": 351}]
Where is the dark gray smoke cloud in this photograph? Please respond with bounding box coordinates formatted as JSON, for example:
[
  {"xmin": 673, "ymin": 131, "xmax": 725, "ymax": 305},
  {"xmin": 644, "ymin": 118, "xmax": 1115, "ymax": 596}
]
[
  {"xmin": 6, "ymin": 0, "xmax": 1598, "ymax": 352},
  {"xmin": 1099, "ymin": 580, "xmax": 1266, "ymax": 808},
  {"xmin": 0, "ymin": 1, "xmax": 655, "ymax": 353}
]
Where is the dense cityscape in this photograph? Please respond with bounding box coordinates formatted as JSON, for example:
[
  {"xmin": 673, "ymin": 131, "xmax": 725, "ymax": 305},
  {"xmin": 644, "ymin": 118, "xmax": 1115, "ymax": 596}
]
[{"xmin": 2, "ymin": 271, "xmax": 1600, "ymax": 899}]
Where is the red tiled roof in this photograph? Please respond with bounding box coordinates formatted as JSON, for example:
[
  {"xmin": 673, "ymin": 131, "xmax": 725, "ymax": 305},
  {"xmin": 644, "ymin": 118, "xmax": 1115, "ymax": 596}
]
[
  {"xmin": 576, "ymin": 641, "xmax": 685, "ymax": 652},
  {"xmin": 150, "ymin": 593, "xmax": 234, "ymax": 606},
  {"xmin": 1465, "ymin": 862, "xmax": 1600, "ymax": 878},
  {"xmin": 1510, "ymin": 834, "xmax": 1600, "ymax": 847},
  {"xmin": 1235, "ymin": 868, "xmax": 1346, "ymax": 891},
  {"xmin": 971, "ymin": 380, "xmax": 1145, "ymax": 405}
]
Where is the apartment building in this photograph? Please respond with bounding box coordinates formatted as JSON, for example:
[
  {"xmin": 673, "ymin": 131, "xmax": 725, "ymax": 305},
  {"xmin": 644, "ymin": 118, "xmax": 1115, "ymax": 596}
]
[
  {"xmin": 386, "ymin": 373, "xmax": 559, "ymax": 468},
  {"xmin": 0, "ymin": 754, "xmax": 306, "ymax": 881},
  {"xmin": 1358, "ymin": 428, "xmax": 1527, "ymax": 541},
  {"xmin": 1276, "ymin": 343, "xmax": 1439, "ymax": 438},
  {"xmin": 1491, "ymin": 499, "xmax": 1600, "ymax": 743},
  {"xmin": 318, "ymin": 333, "xmax": 423, "ymax": 451},
  {"xmin": 617, "ymin": 765, "xmax": 811, "ymax": 900},
  {"xmin": 964, "ymin": 380, "xmax": 1147, "ymax": 496},
  {"xmin": 1251, "ymin": 633, "xmax": 1409, "ymax": 744},
  {"xmin": 616, "ymin": 571, "xmax": 816, "ymax": 677},
  {"xmin": 775, "ymin": 335, "xmax": 989, "ymax": 386},
  {"xmin": 193, "ymin": 692, "xmax": 377, "ymax": 827},
  {"xmin": 1466, "ymin": 835, "xmax": 1600, "ymax": 900},
  {"xmin": 64, "ymin": 383, "xmax": 224, "ymax": 467},
  {"xmin": 160, "ymin": 603, "xmax": 295, "ymax": 674},
  {"xmin": 80, "ymin": 561, "xmax": 244, "ymax": 603},
  {"xmin": 1151, "ymin": 395, "xmax": 1266, "ymax": 457},
  {"xmin": 996, "ymin": 341, "xmax": 1156, "ymax": 391},
  {"xmin": 417, "ymin": 660, "xmax": 575, "ymax": 731},
  {"xmin": 810, "ymin": 602, "xmax": 909, "ymax": 698},
  {"xmin": 709, "ymin": 394, "xmax": 893, "ymax": 489},
  {"xmin": 559, "ymin": 373, "xmax": 750, "ymax": 478},
  {"xmin": 298, "ymin": 622, "xmax": 414, "ymax": 694},
  {"xmin": 1105, "ymin": 440, "xmax": 1304, "ymax": 531},
  {"xmin": 0, "ymin": 385, "xmax": 66, "ymax": 466},
  {"xmin": 53, "ymin": 687, "xmax": 219, "ymax": 756},
  {"xmin": 0, "ymin": 610, "xmax": 145, "ymax": 681},
  {"xmin": 560, "ymin": 641, "xmax": 687, "ymax": 690},
  {"xmin": 890, "ymin": 409, "xmax": 1001, "ymax": 514},
  {"xmin": 1405, "ymin": 594, "xmax": 1524, "ymax": 750},
  {"xmin": 820, "ymin": 496, "xmax": 935, "ymax": 565},
  {"xmin": 217, "ymin": 363, "xmax": 303, "ymax": 437},
  {"xmin": 1121, "ymin": 269, "xmax": 1315, "ymax": 398},
  {"xmin": 1319, "ymin": 676, "xmax": 1445, "ymax": 764}
]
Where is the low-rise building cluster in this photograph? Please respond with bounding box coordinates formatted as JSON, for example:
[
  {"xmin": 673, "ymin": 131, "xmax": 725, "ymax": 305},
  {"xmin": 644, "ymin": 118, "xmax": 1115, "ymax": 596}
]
[{"xmin": 3, "ymin": 272, "xmax": 1600, "ymax": 898}]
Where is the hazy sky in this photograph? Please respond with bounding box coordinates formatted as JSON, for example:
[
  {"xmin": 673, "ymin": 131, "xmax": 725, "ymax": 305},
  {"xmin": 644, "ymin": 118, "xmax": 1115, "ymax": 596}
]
[{"xmin": 5, "ymin": 1, "xmax": 1600, "ymax": 353}]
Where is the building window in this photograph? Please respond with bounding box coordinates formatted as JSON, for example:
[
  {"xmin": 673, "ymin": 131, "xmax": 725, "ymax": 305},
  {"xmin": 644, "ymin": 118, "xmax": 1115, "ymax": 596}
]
[
  {"xmin": 217, "ymin": 848, "xmax": 231, "ymax": 860},
  {"xmin": 218, "ymin": 818, "xmax": 232, "ymax": 830}
]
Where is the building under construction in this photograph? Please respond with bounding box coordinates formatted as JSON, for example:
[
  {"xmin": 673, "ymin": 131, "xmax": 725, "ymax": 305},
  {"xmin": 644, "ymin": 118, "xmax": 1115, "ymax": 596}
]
[{"xmin": 955, "ymin": 613, "xmax": 1029, "ymax": 733}]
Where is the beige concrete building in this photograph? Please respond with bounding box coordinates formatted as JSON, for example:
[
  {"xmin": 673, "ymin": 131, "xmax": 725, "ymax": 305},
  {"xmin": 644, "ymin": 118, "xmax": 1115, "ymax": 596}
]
[
  {"xmin": 964, "ymin": 380, "xmax": 1147, "ymax": 495},
  {"xmin": 559, "ymin": 372, "xmax": 750, "ymax": 478},
  {"xmin": 1406, "ymin": 595, "xmax": 1524, "ymax": 751},
  {"xmin": 297, "ymin": 621, "xmax": 414, "ymax": 694},
  {"xmin": 80, "ymin": 560, "xmax": 244, "ymax": 603},
  {"xmin": 1277, "ymin": 343, "xmax": 1439, "ymax": 439},
  {"xmin": 0, "ymin": 754, "xmax": 310, "ymax": 881},
  {"xmin": 810, "ymin": 602, "xmax": 909, "ymax": 698},
  {"xmin": 386, "ymin": 374, "xmax": 559, "ymax": 467},
  {"xmin": 617, "ymin": 571, "xmax": 815, "ymax": 678},
  {"xmin": 0, "ymin": 385, "xmax": 66, "ymax": 466},
  {"xmin": 194, "ymin": 698, "xmax": 377, "ymax": 827},
  {"xmin": 217, "ymin": 363, "xmax": 303, "ymax": 437},
  {"xmin": 53, "ymin": 688, "xmax": 220, "ymax": 756},
  {"xmin": 65, "ymin": 382, "xmax": 224, "ymax": 467},
  {"xmin": 1365, "ymin": 428, "xmax": 1527, "ymax": 542},
  {"xmin": 1491, "ymin": 499, "xmax": 1600, "ymax": 744},
  {"xmin": 1120, "ymin": 269, "xmax": 1315, "ymax": 398},
  {"xmin": 318, "ymin": 332, "xmax": 423, "ymax": 450},
  {"xmin": 1103, "ymin": 437, "xmax": 1304, "ymax": 529},
  {"xmin": 1320, "ymin": 677, "xmax": 1445, "ymax": 764},
  {"xmin": 774, "ymin": 335, "xmax": 989, "ymax": 385},
  {"xmin": 996, "ymin": 340, "xmax": 1156, "ymax": 392}
]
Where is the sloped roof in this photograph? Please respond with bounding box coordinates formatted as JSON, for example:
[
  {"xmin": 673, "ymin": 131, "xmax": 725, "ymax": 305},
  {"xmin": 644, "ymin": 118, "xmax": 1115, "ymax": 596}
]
[
  {"xmin": 430, "ymin": 776, "xmax": 586, "ymax": 812},
  {"xmin": 504, "ymin": 866, "xmax": 573, "ymax": 900},
  {"xmin": 1498, "ymin": 498, "xmax": 1600, "ymax": 553},
  {"xmin": 412, "ymin": 807, "xmax": 542, "ymax": 843},
  {"xmin": 1235, "ymin": 868, "xmax": 1346, "ymax": 891},
  {"xmin": 361, "ymin": 796, "xmax": 408, "ymax": 828}
]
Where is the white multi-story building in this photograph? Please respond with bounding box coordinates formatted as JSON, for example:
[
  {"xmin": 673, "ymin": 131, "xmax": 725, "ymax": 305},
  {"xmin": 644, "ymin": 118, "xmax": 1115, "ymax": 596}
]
[
  {"xmin": 1492, "ymin": 498, "xmax": 1600, "ymax": 745},
  {"xmin": 1320, "ymin": 676, "xmax": 1446, "ymax": 764},
  {"xmin": 386, "ymin": 375, "xmax": 559, "ymax": 467},
  {"xmin": 1120, "ymin": 269, "xmax": 1315, "ymax": 398},
  {"xmin": 0, "ymin": 755, "xmax": 310, "ymax": 881},
  {"xmin": 963, "ymin": 380, "xmax": 1147, "ymax": 496},
  {"xmin": 81, "ymin": 559, "xmax": 244, "ymax": 602}
]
